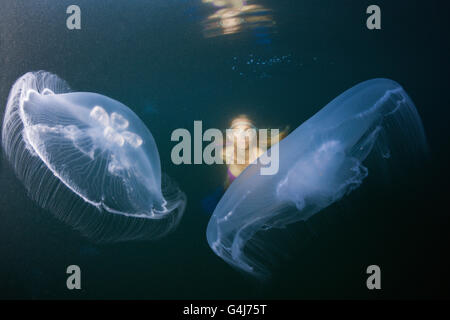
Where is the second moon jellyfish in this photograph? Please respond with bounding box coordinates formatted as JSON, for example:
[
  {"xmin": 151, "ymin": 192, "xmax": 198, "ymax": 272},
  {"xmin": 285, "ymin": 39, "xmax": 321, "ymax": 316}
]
[
  {"xmin": 206, "ymin": 79, "xmax": 428, "ymax": 277},
  {"xmin": 2, "ymin": 71, "xmax": 186, "ymax": 243}
]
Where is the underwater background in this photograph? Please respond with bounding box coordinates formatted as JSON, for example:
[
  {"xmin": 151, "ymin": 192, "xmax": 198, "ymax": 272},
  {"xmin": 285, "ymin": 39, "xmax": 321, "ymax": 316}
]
[{"xmin": 0, "ymin": 0, "xmax": 449, "ymax": 299}]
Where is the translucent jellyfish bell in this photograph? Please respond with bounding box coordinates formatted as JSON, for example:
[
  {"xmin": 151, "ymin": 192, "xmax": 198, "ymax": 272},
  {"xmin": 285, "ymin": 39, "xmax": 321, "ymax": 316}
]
[
  {"xmin": 2, "ymin": 71, "xmax": 186, "ymax": 243},
  {"xmin": 206, "ymin": 79, "xmax": 428, "ymax": 277}
]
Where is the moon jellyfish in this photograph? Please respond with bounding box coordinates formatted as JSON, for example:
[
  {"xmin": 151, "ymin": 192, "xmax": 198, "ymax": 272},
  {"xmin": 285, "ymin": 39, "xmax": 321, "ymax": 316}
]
[
  {"xmin": 2, "ymin": 71, "xmax": 186, "ymax": 243},
  {"xmin": 206, "ymin": 78, "xmax": 428, "ymax": 277}
]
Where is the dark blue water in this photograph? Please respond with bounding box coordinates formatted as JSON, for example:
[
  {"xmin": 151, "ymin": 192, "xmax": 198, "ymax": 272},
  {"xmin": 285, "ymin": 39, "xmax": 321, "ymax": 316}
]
[{"xmin": 0, "ymin": 0, "xmax": 449, "ymax": 299}]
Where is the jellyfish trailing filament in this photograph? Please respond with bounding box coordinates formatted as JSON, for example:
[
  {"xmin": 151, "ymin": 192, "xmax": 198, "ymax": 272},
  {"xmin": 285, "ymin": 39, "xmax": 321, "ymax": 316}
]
[
  {"xmin": 206, "ymin": 78, "xmax": 428, "ymax": 277},
  {"xmin": 1, "ymin": 71, "xmax": 186, "ymax": 243}
]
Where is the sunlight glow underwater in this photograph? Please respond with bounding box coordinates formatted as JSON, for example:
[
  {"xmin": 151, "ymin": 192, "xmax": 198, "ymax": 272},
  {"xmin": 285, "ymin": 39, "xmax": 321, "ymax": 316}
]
[
  {"xmin": 1, "ymin": 71, "xmax": 186, "ymax": 243},
  {"xmin": 206, "ymin": 78, "xmax": 429, "ymax": 277}
]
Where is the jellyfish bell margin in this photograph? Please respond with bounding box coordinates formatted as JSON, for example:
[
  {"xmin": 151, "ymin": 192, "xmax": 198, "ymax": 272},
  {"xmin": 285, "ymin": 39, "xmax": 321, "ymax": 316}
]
[
  {"xmin": 1, "ymin": 71, "xmax": 186, "ymax": 243},
  {"xmin": 206, "ymin": 78, "xmax": 429, "ymax": 278}
]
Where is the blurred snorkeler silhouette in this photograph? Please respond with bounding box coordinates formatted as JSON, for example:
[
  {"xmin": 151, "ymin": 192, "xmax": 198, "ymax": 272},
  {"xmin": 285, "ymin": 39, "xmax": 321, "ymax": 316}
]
[{"xmin": 202, "ymin": 115, "xmax": 289, "ymax": 214}]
